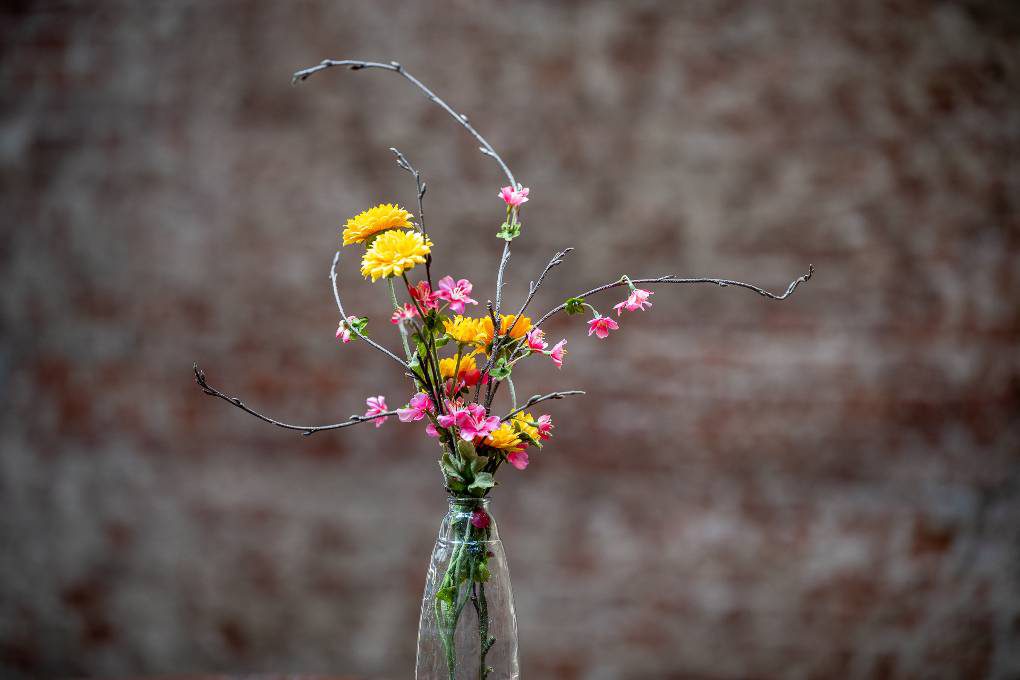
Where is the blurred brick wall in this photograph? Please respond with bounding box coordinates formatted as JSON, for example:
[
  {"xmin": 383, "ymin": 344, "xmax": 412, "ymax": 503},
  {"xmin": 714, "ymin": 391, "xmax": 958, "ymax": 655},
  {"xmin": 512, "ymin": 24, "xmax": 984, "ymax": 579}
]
[{"xmin": 2, "ymin": 1, "xmax": 1019, "ymax": 678}]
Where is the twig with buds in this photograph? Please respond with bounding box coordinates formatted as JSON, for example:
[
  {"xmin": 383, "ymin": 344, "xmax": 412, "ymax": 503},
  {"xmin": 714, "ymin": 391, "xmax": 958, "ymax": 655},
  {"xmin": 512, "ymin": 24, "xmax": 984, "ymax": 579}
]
[{"xmin": 193, "ymin": 363, "xmax": 396, "ymax": 436}]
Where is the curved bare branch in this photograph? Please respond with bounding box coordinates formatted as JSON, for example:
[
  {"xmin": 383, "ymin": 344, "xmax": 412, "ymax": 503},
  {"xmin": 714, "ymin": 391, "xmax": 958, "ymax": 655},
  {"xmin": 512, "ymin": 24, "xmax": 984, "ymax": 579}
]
[
  {"xmin": 193, "ymin": 363, "xmax": 395, "ymax": 436},
  {"xmin": 533, "ymin": 265, "xmax": 815, "ymax": 329}
]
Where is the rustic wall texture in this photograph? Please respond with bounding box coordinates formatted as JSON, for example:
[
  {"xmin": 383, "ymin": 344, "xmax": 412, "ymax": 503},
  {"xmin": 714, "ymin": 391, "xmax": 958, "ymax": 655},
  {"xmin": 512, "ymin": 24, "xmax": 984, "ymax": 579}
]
[{"xmin": 2, "ymin": 1, "xmax": 1019, "ymax": 678}]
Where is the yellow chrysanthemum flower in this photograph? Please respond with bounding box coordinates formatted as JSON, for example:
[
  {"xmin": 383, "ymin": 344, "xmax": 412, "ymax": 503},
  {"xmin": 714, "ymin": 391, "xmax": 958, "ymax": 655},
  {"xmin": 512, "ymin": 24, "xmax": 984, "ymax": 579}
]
[
  {"xmin": 477, "ymin": 314, "xmax": 532, "ymax": 347},
  {"xmin": 444, "ymin": 316, "xmax": 487, "ymax": 345},
  {"xmin": 342, "ymin": 203, "xmax": 414, "ymax": 246},
  {"xmin": 484, "ymin": 422, "xmax": 523, "ymax": 452},
  {"xmin": 512, "ymin": 411, "xmax": 540, "ymax": 443},
  {"xmin": 439, "ymin": 354, "xmax": 477, "ymax": 380},
  {"xmin": 360, "ymin": 230, "xmax": 432, "ymax": 281}
]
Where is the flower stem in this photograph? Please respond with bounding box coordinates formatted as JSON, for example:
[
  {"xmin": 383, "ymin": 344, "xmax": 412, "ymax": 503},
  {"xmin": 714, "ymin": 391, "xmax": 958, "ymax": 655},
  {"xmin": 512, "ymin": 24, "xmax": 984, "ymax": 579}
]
[{"xmin": 388, "ymin": 279, "xmax": 413, "ymax": 361}]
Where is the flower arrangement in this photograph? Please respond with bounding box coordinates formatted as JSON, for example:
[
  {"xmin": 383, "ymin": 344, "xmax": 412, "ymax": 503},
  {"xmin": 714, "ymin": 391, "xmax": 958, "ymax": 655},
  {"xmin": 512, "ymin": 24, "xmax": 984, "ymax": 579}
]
[{"xmin": 193, "ymin": 58, "xmax": 813, "ymax": 679}]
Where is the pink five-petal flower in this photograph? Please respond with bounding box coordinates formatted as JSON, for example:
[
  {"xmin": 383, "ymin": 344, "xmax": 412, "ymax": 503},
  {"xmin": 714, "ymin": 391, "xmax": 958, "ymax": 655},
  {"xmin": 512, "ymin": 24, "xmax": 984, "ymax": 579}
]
[
  {"xmin": 391, "ymin": 303, "xmax": 418, "ymax": 324},
  {"xmin": 507, "ymin": 449, "xmax": 530, "ymax": 470},
  {"xmin": 364, "ymin": 395, "xmax": 389, "ymax": 428},
  {"xmin": 435, "ymin": 275, "xmax": 478, "ymax": 314},
  {"xmin": 397, "ymin": 392, "xmax": 434, "ymax": 423},
  {"xmin": 458, "ymin": 403, "xmax": 501, "ymax": 441},
  {"xmin": 335, "ymin": 315, "xmax": 359, "ymax": 344},
  {"xmin": 408, "ymin": 281, "xmax": 441, "ymax": 311},
  {"xmin": 525, "ymin": 328, "xmax": 548, "ymax": 351},
  {"xmin": 548, "ymin": 339, "xmax": 567, "ymax": 368},
  {"xmin": 613, "ymin": 288, "xmax": 654, "ymax": 316},
  {"xmin": 436, "ymin": 400, "xmax": 465, "ymax": 429},
  {"xmin": 536, "ymin": 414, "xmax": 553, "ymax": 440},
  {"xmin": 425, "ymin": 422, "xmax": 439, "ymax": 438},
  {"xmin": 470, "ymin": 508, "xmax": 491, "ymax": 528},
  {"xmin": 498, "ymin": 185, "xmax": 530, "ymax": 207},
  {"xmin": 587, "ymin": 314, "xmax": 619, "ymax": 340}
]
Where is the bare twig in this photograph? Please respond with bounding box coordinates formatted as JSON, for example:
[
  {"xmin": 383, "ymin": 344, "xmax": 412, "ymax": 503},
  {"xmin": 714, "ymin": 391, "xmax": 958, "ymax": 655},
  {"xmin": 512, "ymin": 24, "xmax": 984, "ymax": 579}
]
[
  {"xmin": 504, "ymin": 247, "xmax": 573, "ymax": 338},
  {"xmin": 330, "ymin": 251, "xmax": 410, "ymax": 369},
  {"xmin": 193, "ymin": 363, "xmax": 395, "ymax": 436},
  {"xmin": 533, "ymin": 265, "xmax": 815, "ymax": 329},
  {"xmin": 390, "ymin": 147, "xmax": 433, "ymax": 289},
  {"xmin": 292, "ymin": 60, "xmax": 515, "ymax": 187},
  {"xmin": 503, "ymin": 390, "xmax": 586, "ymax": 421},
  {"xmin": 493, "ymin": 241, "xmax": 512, "ymax": 317}
]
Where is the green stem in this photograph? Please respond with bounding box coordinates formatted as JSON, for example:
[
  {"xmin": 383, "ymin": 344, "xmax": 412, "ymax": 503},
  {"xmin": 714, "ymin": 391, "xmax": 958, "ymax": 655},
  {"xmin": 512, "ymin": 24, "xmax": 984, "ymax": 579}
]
[
  {"xmin": 506, "ymin": 376, "xmax": 517, "ymax": 411},
  {"xmin": 388, "ymin": 279, "xmax": 413, "ymax": 361}
]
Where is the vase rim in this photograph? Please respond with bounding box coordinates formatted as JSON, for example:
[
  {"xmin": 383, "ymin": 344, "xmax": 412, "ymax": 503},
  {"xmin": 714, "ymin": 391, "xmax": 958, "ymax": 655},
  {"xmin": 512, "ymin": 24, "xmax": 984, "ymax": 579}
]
[{"xmin": 447, "ymin": 495, "xmax": 491, "ymax": 506}]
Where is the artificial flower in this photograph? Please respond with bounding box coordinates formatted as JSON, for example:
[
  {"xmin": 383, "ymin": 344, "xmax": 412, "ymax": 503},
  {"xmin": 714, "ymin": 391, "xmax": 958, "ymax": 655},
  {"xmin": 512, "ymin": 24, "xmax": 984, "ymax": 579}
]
[
  {"xmin": 613, "ymin": 288, "xmax": 654, "ymax": 316},
  {"xmin": 458, "ymin": 403, "xmax": 501, "ymax": 441},
  {"xmin": 397, "ymin": 392, "xmax": 434, "ymax": 422},
  {"xmin": 444, "ymin": 316, "xmax": 487, "ymax": 345},
  {"xmin": 335, "ymin": 315, "xmax": 361, "ymax": 343},
  {"xmin": 477, "ymin": 313, "xmax": 532, "ymax": 346},
  {"xmin": 587, "ymin": 314, "xmax": 619, "ymax": 339},
  {"xmin": 439, "ymin": 354, "xmax": 477, "ymax": 381},
  {"xmin": 342, "ymin": 203, "xmax": 414, "ymax": 245},
  {"xmin": 525, "ymin": 328, "xmax": 547, "ymax": 351},
  {"xmin": 435, "ymin": 401, "xmax": 464, "ymax": 429},
  {"xmin": 511, "ymin": 412, "xmax": 540, "ymax": 444},
  {"xmin": 470, "ymin": 507, "xmax": 491, "ymax": 529},
  {"xmin": 391, "ymin": 303, "xmax": 418, "ymax": 324},
  {"xmin": 360, "ymin": 230, "xmax": 432, "ymax": 281},
  {"xmin": 408, "ymin": 280, "xmax": 441, "ymax": 311},
  {"xmin": 435, "ymin": 276, "xmax": 478, "ymax": 314},
  {"xmin": 548, "ymin": 339, "xmax": 567, "ymax": 368},
  {"xmin": 498, "ymin": 185, "xmax": 530, "ymax": 207},
  {"xmin": 507, "ymin": 449, "xmax": 529, "ymax": 470},
  {"xmin": 364, "ymin": 395, "xmax": 389, "ymax": 428},
  {"xmin": 536, "ymin": 414, "xmax": 553, "ymax": 440},
  {"xmin": 484, "ymin": 422, "xmax": 523, "ymax": 452}
]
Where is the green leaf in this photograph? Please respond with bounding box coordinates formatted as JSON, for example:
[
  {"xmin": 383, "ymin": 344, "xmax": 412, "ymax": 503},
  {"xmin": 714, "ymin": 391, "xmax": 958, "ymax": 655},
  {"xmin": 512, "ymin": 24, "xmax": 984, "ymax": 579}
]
[
  {"xmin": 457, "ymin": 439, "xmax": 478, "ymax": 461},
  {"xmin": 489, "ymin": 357, "xmax": 511, "ymax": 381},
  {"xmin": 564, "ymin": 297, "xmax": 585, "ymax": 315},
  {"xmin": 436, "ymin": 585, "xmax": 456, "ymax": 604},
  {"xmin": 468, "ymin": 472, "xmax": 495, "ymax": 493},
  {"xmin": 440, "ymin": 453, "xmax": 464, "ymax": 481},
  {"xmin": 471, "ymin": 456, "xmax": 489, "ymax": 473},
  {"xmin": 496, "ymin": 220, "xmax": 522, "ymax": 242},
  {"xmin": 473, "ymin": 562, "xmax": 491, "ymax": 583},
  {"xmin": 516, "ymin": 428, "xmax": 542, "ymax": 449}
]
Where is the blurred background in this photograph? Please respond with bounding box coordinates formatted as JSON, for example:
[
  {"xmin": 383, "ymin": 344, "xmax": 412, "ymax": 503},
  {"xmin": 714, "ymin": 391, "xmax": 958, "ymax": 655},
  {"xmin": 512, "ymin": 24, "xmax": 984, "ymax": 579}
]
[{"xmin": 2, "ymin": 1, "xmax": 1019, "ymax": 678}]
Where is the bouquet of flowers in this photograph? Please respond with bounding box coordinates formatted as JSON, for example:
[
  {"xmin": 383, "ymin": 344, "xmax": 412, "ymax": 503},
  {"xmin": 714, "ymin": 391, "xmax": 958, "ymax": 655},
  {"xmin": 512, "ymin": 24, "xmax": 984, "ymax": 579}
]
[{"xmin": 194, "ymin": 58, "xmax": 812, "ymax": 680}]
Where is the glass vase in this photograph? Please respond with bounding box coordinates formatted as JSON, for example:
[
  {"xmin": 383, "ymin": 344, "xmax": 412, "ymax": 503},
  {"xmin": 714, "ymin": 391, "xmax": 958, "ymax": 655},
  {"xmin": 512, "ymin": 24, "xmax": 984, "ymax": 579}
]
[{"xmin": 416, "ymin": 496, "xmax": 519, "ymax": 679}]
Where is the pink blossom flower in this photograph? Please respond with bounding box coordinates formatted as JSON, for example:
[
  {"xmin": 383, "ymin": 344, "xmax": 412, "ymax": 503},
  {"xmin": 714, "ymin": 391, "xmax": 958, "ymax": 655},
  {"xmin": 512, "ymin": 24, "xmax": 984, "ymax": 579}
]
[
  {"xmin": 525, "ymin": 328, "xmax": 548, "ymax": 351},
  {"xmin": 613, "ymin": 288, "xmax": 654, "ymax": 316},
  {"xmin": 425, "ymin": 422, "xmax": 439, "ymax": 438},
  {"xmin": 507, "ymin": 449, "xmax": 530, "ymax": 470},
  {"xmin": 397, "ymin": 392, "xmax": 434, "ymax": 423},
  {"xmin": 364, "ymin": 395, "xmax": 389, "ymax": 428},
  {"xmin": 498, "ymin": 185, "xmax": 530, "ymax": 207},
  {"xmin": 470, "ymin": 508, "xmax": 491, "ymax": 529},
  {"xmin": 536, "ymin": 414, "xmax": 553, "ymax": 440},
  {"xmin": 391, "ymin": 303, "xmax": 418, "ymax": 324},
  {"xmin": 436, "ymin": 402, "xmax": 499, "ymax": 441},
  {"xmin": 435, "ymin": 276, "xmax": 478, "ymax": 314},
  {"xmin": 458, "ymin": 403, "xmax": 501, "ymax": 441},
  {"xmin": 548, "ymin": 339, "xmax": 567, "ymax": 368},
  {"xmin": 408, "ymin": 281, "xmax": 441, "ymax": 311},
  {"xmin": 436, "ymin": 401, "xmax": 465, "ymax": 429},
  {"xmin": 335, "ymin": 315, "xmax": 359, "ymax": 344},
  {"xmin": 587, "ymin": 314, "xmax": 619, "ymax": 339}
]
